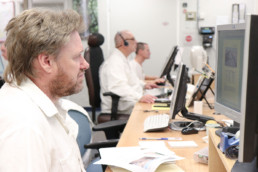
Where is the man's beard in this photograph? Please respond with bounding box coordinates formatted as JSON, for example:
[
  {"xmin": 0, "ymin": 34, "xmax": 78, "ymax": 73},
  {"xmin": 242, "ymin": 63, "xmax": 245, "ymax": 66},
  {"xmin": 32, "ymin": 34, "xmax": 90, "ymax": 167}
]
[{"xmin": 49, "ymin": 66, "xmax": 84, "ymax": 98}]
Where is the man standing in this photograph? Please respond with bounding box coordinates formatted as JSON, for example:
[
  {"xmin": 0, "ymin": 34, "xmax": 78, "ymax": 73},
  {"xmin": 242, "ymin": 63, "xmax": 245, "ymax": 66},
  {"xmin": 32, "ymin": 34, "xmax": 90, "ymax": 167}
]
[
  {"xmin": 0, "ymin": 9, "xmax": 88, "ymax": 171},
  {"xmin": 100, "ymin": 31, "xmax": 157, "ymax": 114}
]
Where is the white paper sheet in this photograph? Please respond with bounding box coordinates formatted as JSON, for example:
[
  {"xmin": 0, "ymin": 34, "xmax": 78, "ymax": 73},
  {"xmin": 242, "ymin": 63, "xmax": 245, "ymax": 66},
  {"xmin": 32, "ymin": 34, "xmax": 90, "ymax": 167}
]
[
  {"xmin": 168, "ymin": 141, "xmax": 198, "ymax": 148},
  {"xmin": 95, "ymin": 146, "xmax": 184, "ymax": 172}
]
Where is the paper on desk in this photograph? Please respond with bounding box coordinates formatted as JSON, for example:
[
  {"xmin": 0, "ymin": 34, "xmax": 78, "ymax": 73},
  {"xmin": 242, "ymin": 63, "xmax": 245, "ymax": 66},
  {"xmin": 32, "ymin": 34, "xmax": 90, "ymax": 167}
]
[
  {"xmin": 110, "ymin": 163, "xmax": 185, "ymax": 172},
  {"xmin": 168, "ymin": 141, "xmax": 198, "ymax": 148},
  {"xmin": 139, "ymin": 141, "xmax": 175, "ymax": 156},
  {"xmin": 94, "ymin": 146, "xmax": 184, "ymax": 172}
]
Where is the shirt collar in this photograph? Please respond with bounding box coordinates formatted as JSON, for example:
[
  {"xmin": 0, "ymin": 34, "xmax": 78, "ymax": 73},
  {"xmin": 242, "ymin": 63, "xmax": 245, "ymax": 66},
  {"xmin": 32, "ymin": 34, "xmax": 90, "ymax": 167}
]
[
  {"xmin": 114, "ymin": 48, "xmax": 130, "ymax": 63},
  {"xmin": 18, "ymin": 77, "xmax": 59, "ymax": 118}
]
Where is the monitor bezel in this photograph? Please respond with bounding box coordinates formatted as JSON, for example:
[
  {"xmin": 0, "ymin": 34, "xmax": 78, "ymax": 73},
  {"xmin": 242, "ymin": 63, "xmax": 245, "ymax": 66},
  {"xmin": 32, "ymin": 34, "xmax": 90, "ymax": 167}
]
[
  {"xmin": 160, "ymin": 46, "xmax": 178, "ymax": 78},
  {"xmin": 238, "ymin": 14, "xmax": 258, "ymax": 164},
  {"xmin": 214, "ymin": 23, "xmax": 245, "ymax": 124},
  {"xmin": 169, "ymin": 62, "xmax": 186, "ymax": 119}
]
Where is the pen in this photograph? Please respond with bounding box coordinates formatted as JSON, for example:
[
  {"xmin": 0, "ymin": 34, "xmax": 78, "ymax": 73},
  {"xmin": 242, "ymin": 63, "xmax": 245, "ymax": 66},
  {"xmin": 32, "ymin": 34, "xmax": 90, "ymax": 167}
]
[
  {"xmin": 139, "ymin": 137, "xmax": 182, "ymax": 141},
  {"xmin": 143, "ymin": 110, "xmax": 159, "ymax": 113}
]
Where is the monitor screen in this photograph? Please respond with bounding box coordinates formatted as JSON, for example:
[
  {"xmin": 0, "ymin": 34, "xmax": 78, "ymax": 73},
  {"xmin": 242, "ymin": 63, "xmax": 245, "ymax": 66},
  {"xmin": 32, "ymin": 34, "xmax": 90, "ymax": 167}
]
[
  {"xmin": 215, "ymin": 15, "xmax": 258, "ymax": 169},
  {"xmin": 160, "ymin": 46, "xmax": 178, "ymax": 86},
  {"xmin": 169, "ymin": 62, "xmax": 188, "ymax": 119},
  {"xmin": 215, "ymin": 23, "xmax": 245, "ymax": 123}
]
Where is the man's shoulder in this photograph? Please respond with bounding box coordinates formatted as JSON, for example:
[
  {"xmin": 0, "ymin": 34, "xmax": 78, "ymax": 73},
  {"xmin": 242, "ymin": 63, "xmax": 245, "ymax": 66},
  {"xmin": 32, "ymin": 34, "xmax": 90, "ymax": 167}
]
[
  {"xmin": 129, "ymin": 59, "xmax": 139, "ymax": 67},
  {"xmin": 103, "ymin": 54, "xmax": 125, "ymax": 69}
]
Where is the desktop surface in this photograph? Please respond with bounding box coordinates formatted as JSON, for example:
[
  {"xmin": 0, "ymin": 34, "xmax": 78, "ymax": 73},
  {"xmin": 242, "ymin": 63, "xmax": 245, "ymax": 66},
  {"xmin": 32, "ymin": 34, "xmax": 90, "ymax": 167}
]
[{"xmin": 106, "ymin": 101, "xmax": 230, "ymax": 172}]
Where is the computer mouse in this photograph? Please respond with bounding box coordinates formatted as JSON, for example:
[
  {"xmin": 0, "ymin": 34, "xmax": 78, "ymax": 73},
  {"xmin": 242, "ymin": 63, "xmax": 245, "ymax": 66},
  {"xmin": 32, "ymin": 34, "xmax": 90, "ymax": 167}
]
[{"xmin": 181, "ymin": 127, "xmax": 199, "ymax": 135}]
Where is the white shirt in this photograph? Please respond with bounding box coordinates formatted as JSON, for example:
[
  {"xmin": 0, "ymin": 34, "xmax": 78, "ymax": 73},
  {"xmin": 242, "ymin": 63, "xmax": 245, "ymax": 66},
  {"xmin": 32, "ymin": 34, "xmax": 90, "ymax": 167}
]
[
  {"xmin": 99, "ymin": 49, "xmax": 144, "ymax": 114},
  {"xmin": 129, "ymin": 58, "xmax": 145, "ymax": 81},
  {"xmin": 0, "ymin": 78, "xmax": 85, "ymax": 172}
]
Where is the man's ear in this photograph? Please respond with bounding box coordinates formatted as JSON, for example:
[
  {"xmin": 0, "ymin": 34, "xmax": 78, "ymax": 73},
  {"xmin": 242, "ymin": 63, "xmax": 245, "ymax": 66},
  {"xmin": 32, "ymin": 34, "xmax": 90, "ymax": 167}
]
[{"xmin": 37, "ymin": 53, "xmax": 55, "ymax": 73}]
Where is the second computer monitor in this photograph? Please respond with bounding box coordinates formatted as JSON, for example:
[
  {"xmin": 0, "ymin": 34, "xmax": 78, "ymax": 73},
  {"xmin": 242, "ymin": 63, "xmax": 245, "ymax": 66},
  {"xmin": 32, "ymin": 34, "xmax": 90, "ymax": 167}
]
[
  {"xmin": 169, "ymin": 62, "xmax": 188, "ymax": 119},
  {"xmin": 169, "ymin": 62, "xmax": 214, "ymax": 123},
  {"xmin": 160, "ymin": 46, "xmax": 179, "ymax": 86}
]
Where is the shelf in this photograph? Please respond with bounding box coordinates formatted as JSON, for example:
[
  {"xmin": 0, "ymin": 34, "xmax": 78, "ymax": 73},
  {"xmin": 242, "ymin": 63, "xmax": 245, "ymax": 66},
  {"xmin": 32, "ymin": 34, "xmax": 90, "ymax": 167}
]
[{"xmin": 208, "ymin": 128, "xmax": 236, "ymax": 172}]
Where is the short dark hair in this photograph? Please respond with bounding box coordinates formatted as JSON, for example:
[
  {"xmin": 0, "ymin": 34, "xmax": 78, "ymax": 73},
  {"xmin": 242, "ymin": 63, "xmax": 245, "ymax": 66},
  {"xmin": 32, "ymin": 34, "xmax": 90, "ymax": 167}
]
[{"xmin": 136, "ymin": 42, "xmax": 147, "ymax": 54}]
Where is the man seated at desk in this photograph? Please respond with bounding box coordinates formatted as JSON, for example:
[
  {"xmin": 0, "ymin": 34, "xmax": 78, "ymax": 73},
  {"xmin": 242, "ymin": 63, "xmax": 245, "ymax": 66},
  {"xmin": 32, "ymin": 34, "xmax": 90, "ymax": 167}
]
[
  {"xmin": 99, "ymin": 30, "xmax": 158, "ymax": 114},
  {"xmin": 130, "ymin": 42, "xmax": 165, "ymax": 84}
]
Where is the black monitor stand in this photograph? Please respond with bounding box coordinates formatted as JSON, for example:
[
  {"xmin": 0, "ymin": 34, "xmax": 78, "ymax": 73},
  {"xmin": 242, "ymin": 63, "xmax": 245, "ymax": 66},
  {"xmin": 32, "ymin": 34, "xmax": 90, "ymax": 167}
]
[{"xmin": 181, "ymin": 106, "xmax": 214, "ymax": 124}]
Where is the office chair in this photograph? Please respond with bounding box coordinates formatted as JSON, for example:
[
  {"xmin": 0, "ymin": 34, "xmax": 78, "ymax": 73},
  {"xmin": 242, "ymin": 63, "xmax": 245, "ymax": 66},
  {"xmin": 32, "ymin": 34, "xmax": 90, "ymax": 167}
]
[
  {"xmin": 84, "ymin": 33, "xmax": 104, "ymax": 122},
  {"xmin": 68, "ymin": 107, "xmax": 126, "ymax": 171},
  {"xmin": 84, "ymin": 33, "xmax": 129, "ymax": 124}
]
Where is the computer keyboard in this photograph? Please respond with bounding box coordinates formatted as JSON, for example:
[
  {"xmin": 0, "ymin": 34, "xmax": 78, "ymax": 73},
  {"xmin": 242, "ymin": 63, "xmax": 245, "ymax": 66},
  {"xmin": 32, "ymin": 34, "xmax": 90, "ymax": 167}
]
[
  {"xmin": 144, "ymin": 88, "xmax": 165, "ymax": 96},
  {"xmin": 154, "ymin": 98, "xmax": 171, "ymax": 103},
  {"xmin": 143, "ymin": 114, "xmax": 170, "ymax": 132}
]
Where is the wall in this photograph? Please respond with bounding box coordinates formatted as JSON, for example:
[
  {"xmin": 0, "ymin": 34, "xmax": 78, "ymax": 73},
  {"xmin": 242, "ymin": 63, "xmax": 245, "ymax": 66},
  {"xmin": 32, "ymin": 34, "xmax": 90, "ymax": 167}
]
[
  {"xmin": 178, "ymin": 0, "xmax": 257, "ymax": 71},
  {"xmin": 98, "ymin": 0, "xmax": 178, "ymax": 77},
  {"xmin": 72, "ymin": 0, "xmax": 258, "ymax": 107},
  {"xmin": 99, "ymin": 0, "xmax": 257, "ymax": 73},
  {"xmin": 1, "ymin": 0, "xmax": 258, "ymax": 108}
]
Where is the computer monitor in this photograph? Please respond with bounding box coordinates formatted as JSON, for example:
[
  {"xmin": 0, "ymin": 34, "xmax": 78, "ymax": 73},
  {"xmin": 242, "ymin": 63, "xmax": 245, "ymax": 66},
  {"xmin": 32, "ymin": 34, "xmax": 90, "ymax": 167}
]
[
  {"xmin": 160, "ymin": 46, "xmax": 179, "ymax": 86},
  {"xmin": 215, "ymin": 23, "xmax": 245, "ymax": 124},
  {"xmin": 215, "ymin": 15, "xmax": 258, "ymax": 170},
  {"xmin": 169, "ymin": 62, "xmax": 214, "ymax": 123},
  {"xmin": 169, "ymin": 62, "xmax": 188, "ymax": 119}
]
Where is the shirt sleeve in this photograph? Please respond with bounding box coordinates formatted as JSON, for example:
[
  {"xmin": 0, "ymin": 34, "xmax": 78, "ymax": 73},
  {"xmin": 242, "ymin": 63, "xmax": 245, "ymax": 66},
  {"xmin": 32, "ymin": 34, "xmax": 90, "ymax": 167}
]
[{"xmin": 102, "ymin": 60, "xmax": 143, "ymax": 101}]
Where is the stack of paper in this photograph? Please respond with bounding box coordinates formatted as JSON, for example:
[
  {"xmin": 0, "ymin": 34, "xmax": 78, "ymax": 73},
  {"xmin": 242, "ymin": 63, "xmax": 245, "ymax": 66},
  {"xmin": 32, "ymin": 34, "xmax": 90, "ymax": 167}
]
[{"xmin": 95, "ymin": 142, "xmax": 184, "ymax": 172}]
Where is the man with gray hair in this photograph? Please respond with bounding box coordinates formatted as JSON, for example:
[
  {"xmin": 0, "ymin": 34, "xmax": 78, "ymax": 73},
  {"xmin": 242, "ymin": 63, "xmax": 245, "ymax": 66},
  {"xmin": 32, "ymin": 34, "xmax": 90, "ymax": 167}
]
[
  {"xmin": 100, "ymin": 30, "xmax": 157, "ymax": 115},
  {"xmin": 0, "ymin": 8, "xmax": 89, "ymax": 171}
]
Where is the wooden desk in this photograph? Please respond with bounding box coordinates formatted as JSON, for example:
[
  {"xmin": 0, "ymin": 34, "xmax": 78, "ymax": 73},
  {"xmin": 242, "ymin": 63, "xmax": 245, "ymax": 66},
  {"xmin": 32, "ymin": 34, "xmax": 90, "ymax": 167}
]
[{"xmin": 106, "ymin": 102, "xmax": 231, "ymax": 172}]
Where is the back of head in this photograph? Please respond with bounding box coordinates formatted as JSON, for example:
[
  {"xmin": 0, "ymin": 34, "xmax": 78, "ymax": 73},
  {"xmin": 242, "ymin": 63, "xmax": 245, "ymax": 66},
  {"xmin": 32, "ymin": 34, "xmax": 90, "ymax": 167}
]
[
  {"xmin": 114, "ymin": 30, "xmax": 136, "ymax": 57},
  {"xmin": 4, "ymin": 8, "xmax": 85, "ymax": 85},
  {"xmin": 114, "ymin": 30, "xmax": 133, "ymax": 48},
  {"xmin": 136, "ymin": 42, "xmax": 146, "ymax": 54}
]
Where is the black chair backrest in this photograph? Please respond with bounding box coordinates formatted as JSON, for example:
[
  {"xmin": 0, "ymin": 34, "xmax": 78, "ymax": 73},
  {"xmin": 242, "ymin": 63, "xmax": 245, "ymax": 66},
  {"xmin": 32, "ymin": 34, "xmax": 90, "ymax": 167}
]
[{"xmin": 84, "ymin": 33, "xmax": 105, "ymax": 108}]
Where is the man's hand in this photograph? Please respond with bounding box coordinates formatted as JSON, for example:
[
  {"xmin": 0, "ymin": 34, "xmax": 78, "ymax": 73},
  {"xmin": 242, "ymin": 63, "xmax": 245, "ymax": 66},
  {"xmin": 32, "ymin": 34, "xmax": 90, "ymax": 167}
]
[
  {"xmin": 144, "ymin": 83, "xmax": 158, "ymax": 89},
  {"xmin": 139, "ymin": 94, "xmax": 157, "ymax": 103},
  {"xmin": 154, "ymin": 78, "xmax": 165, "ymax": 84},
  {"xmin": 145, "ymin": 78, "xmax": 166, "ymax": 87}
]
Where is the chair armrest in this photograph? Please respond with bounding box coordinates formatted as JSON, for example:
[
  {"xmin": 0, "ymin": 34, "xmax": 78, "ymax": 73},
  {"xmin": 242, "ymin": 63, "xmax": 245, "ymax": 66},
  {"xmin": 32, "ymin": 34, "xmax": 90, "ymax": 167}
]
[
  {"xmin": 93, "ymin": 119, "xmax": 127, "ymax": 131},
  {"xmin": 93, "ymin": 119, "xmax": 127, "ymax": 139},
  {"xmin": 84, "ymin": 139, "xmax": 118, "ymax": 149},
  {"xmin": 103, "ymin": 92, "xmax": 120, "ymax": 98},
  {"xmin": 103, "ymin": 92, "xmax": 120, "ymax": 120}
]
